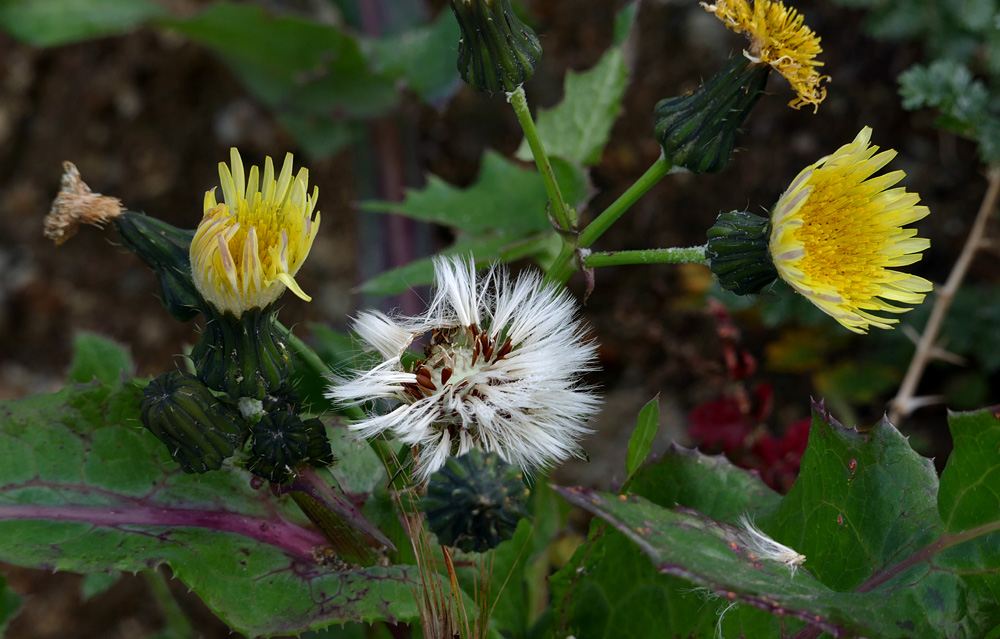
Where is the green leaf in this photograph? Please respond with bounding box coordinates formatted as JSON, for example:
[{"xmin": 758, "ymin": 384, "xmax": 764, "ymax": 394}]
[
  {"xmin": 515, "ymin": 47, "xmax": 629, "ymax": 167},
  {"xmin": 363, "ymin": 9, "xmax": 460, "ymax": 103},
  {"xmin": 628, "ymin": 444, "xmax": 781, "ymax": 519},
  {"xmin": 360, "ymin": 151, "xmax": 586, "ymax": 235},
  {"xmin": 613, "ymin": 1, "xmax": 639, "ymax": 46},
  {"xmin": 549, "ymin": 442, "xmax": 783, "ymax": 638},
  {"xmin": 548, "ymin": 522, "xmax": 723, "ymax": 639},
  {"xmin": 161, "ymin": 3, "xmax": 398, "ymax": 157},
  {"xmin": 556, "ymin": 404, "xmax": 1000, "ymax": 638},
  {"xmin": 622, "ymin": 395, "xmax": 659, "ymax": 489},
  {"xmin": 0, "ymin": 0, "xmax": 164, "ymax": 46},
  {"xmin": 0, "ymin": 381, "xmax": 419, "ymax": 636},
  {"xmin": 357, "ymin": 150, "xmax": 585, "ymax": 296},
  {"xmin": 770, "ymin": 407, "xmax": 940, "ymax": 591},
  {"xmin": 67, "ymin": 332, "xmax": 134, "ymax": 385},
  {"xmin": 939, "ymin": 407, "xmax": 1000, "ymax": 532},
  {"xmin": 358, "ymin": 232, "xmax": 558, "ymax": 297},
  {"xmin": 0, "ymin": 573, "xmax": 23, "ymax": 635}
]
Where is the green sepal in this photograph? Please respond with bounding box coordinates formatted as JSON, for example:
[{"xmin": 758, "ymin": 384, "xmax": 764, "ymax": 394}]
[
  {"xmin": 449, "ymin": 0, "xmax": 542, "ymax": 93},
  {"xmin": 113, "ymin": 211, "xmax": 201, "ymax": 322},
  {"xmin": 248, "ymin": 410, "xmax": 311, "ymax": 483},
  {"xmin": 654, "ymin": 55, "xmax": 770, "ymax": 173},
  {"xmin": 706, "ymin": 209, "xmax": 779, "ymax": 295},
  {"xmin": 139, "ymin": 370, "xmax": 249, "ymax": 474},
  {"xmin": 422, "ymin": 450, "xmax": 529, "ymax": 553},
  {"xmin": 191, "ymin": 306, "xmax": 293, "ymax": 401}
]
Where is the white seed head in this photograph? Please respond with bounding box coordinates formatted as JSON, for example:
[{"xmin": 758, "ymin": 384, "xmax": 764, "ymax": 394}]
[{"xmin": 328, "ymin": 256, "xmax": 601, "ymax": 481}]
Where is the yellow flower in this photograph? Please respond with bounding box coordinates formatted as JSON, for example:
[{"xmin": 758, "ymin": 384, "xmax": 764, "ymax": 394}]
[
  {"xmin": 702, "ymin": 0, "xmax": 828, "ymax": 111},
  {"xmin": 191, "ymin": 149, "xmax": 320, "ymax": 317},
  {"xmin": 769, "ymin": 127, "xmax": 932, "ymax": 334}
]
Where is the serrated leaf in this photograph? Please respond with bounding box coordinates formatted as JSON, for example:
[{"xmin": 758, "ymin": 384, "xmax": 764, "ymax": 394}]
[
  {"xmin": 0, "ymin": 573, "xmax": 23, "ymax": 634},
  {"xmin": 0, "ymin": 381, "xmax": 418, "ymax": 636},
  {"xmin": 515, "ymin": 47, "xmax": 628, "ymax": 167},
  {"xmin": 0, "ymin": 0, "xmax": 164, "ymax": 46},
  {"xmin": 550, "ymin": 442, "xmax": 783, "ymax": 638},
  {"xmin": 557, "ymin": 404, "xmax": 1000, "ymax": 638},
  {"xmin": 770, "ymin": 405, "xmax": 940, "ymax": 591},
  {"xmin": 623, "ymin": 395, "xmax": 659, "ymax": 488},
  {"xmin": 67, "ymin": 332, "xmax": 134, "ymax": 385},
  {"xmin": 359, "ymin": 151, "xmax": 587, "ymax": 235},
  {"xmin": 359, "ymin": 230, "xmax": 559, "ymax": 297},
  {"xmin": 357, "ymin": 150, "xmax": 584, "ymax": 296}
]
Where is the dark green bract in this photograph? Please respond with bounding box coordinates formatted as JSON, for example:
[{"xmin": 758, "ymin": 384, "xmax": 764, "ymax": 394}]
[
  {"xmin": 248, "ymin": 411, "xmax": 312, "ymax": 483},
  {"xmin": 192, "ymin": 306, "xmax": 294, "ymax": 401},
  {"xmin": 705, "ymin": 209, "xmax": 779, "ymax": 295},
  {"xmin": 448, "ymin": 0, "xmax": 542, "ymax": 93},
  {"xmin": 422, "ymin": 450, "xmax": 529, "ymax": 552},
  {"xmin": 654, "ymin": 55, "xmax": 770, "ymax": 173},
  {"xmin": 140, "ymin": 370, "xmax": 248, "ymax": 474}
]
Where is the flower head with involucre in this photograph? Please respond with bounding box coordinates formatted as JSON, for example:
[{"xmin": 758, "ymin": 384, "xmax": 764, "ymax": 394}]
[
  {"xmin": 328, "ymin": 256, "xmax": 601, "ymax": 481},
  {"xmin": 702, "ymin": 0, "xmax": 827, "ymax": 111},
  {"xmin": 769, "ymin": 127, "xmax": 932, "ymax": 333},
  {"xmin": 190, "ymin": 148, "xmax": 320, "ymax": 317}
]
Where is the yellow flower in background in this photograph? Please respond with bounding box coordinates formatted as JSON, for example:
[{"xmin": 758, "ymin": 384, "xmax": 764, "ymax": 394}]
[
  {"xmin": 769, "ymin": 127, "xmax": 932, "ymax": 334},
  {"xmin": 702, "ymin": 0, "xmax": 828, "ymax": 111},
  {"xmin": 191, "ymin": 149, "xmax": 320, "ymax": 317}
]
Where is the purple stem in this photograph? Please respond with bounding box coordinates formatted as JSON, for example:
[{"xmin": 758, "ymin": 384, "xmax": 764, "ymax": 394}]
[
  {"xmin": 285, "ymin": 465, "xmax": 396, "ymax": 550},
  {"xmin": 0, "ymin": 503, "xmax": 327, "ymax": 564}
]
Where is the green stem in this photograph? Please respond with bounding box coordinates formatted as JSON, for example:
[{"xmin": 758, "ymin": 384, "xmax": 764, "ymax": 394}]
[
  {"xmin": 579, "ymin": 154, "xmax": 673, "ymax": 248},
  {"xmin": 144, "ymin": 569, "xmax": 192, "ymax": 639},
  {"xmin": 546, "ymin": 155, "xmax": 674, "ymax": 285},
  {"xmin": 583, "ymin": 246, "xmax": 707, "ymax": 268},
  {"xmin": 509, "ymin": 86, "xmax": 572, "ymax": 232},
  {"xmin": 283, "ymin": 325, "xmax": 366, "ymax": 422}
]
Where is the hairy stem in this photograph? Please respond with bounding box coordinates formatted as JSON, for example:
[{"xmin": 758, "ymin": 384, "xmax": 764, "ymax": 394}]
[
  {"xmin": 583, "ymin": 246, "xmax": 708, "ymax": 268},
  {"xmin": 888, "ymin": 165, "xmax": 1000, "ymax": 424},
  {"xmin": 508, "ymin": 86, "xmax": 572, "ymax": 232},
  {"xmin": 547, "ymin": 155, "xmax": 674, "ymax": 284},
  {"xmin": 579, "ymin": 155, "xmax": 674, "ymax": 248}
]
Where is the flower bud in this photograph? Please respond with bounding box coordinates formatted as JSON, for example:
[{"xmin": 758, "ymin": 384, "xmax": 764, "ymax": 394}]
[
  {"xmin": 448, "ymin": 0, "xmax": 542, "ymax": 93},
  {"xmin": 706, "ymin": 210, "xmax": 778, "ymax": 295},
  {"xmin": 654, "ymin": 55, "xmax": 770, "ymax": 173},
  {"xmin": 422, "ymin": 450, "xmax": 529, "ymax": 553},
  {"xmin": 140, "ymin": 371, "xmax": 248, "ymax": 474},
  {"xmin": 302, "ymin": 417, "xmax": 336, "ymax": 467},
  {"xmin": 191, "ymin": 306, "xmax": 293, "ymax": 401},
  {"xmin": 247, "ymin": 410, "xmax": 312, "ymax": 484},
  {"xmin": 114, "ymin": 211, "xmax": 202, "ymax": 322}
]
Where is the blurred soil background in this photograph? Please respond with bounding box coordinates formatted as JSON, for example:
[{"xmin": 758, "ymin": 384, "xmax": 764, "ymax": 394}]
[{"xmin": 0, "ymin": 0, "xmax": 996, "ymax": 636}]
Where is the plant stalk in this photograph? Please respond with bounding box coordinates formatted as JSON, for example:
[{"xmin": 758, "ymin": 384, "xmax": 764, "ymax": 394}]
[
  {"xmin": 546, "ymin": 155, "xmax": 674, "ymax": 284},
  {"xmin": 888, "ymin": 165, "xmax": 1000, "ymax": 424},
  {"xmin": 583, "ymin": 246, "xmax": 708, "ymax": 268},
  {"xmin": 508, "ymin": 86, "xmax": 572, "ymax": 232},
  {"xmin": 144, "ymin": 568, "xmax": 193, "ymax": 639}
]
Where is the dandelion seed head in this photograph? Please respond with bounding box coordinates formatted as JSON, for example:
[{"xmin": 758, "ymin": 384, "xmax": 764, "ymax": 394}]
[{"xmin": 329, "ymin": 256, "xmax": 601, "ymax": 481}]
